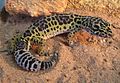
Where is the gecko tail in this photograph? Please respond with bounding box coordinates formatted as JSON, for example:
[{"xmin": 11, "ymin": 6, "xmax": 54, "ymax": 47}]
[{"xmin": 14, "ymin": 49, "xmax": 59, "ymax": 71}]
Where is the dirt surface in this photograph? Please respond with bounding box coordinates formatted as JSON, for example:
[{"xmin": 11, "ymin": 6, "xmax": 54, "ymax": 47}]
[{"xmin": 0, "ymin": 1, "xmax": 120, "ymax": 83}]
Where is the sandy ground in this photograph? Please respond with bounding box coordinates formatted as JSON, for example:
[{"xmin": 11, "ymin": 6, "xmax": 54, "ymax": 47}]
[{"xmin": 0, "ymin": 3, "xmax": 120, "ymax": 83}]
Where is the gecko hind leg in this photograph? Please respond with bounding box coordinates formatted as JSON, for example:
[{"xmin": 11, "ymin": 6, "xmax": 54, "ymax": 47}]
[{"xmin": 31, "ymin": 36, "xmax": 49, "ymax": 56}]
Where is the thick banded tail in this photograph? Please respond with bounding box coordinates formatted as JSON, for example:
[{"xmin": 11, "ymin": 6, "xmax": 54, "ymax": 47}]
[{"xmin": 14, "ymin": 50, "xmax": 59, "ymax": 71}]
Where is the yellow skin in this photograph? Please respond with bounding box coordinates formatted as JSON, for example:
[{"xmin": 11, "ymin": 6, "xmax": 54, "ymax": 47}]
[{"xmin": 8, "ymin": 13, "xmax": 112, "ymax": 71}]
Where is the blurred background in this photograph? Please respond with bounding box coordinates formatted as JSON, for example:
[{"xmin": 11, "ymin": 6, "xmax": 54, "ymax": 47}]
[{"xmin": 0, "ymin": 0, "xmax": 5, "ymax": 11}]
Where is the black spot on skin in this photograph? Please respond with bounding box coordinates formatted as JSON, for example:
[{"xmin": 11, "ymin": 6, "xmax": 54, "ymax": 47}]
[
  {"xmin": 44, "ymin": 31, "xmax": 46, "ymax": 34},
  {"xmin": 31, "ymin": 30, "xmax": 35, "ymax": 34},
  {"xmin": 74, "ymin": 18, "xmax": 77, "ymax": 22},
  {"xmin": 33, "ymin": 63, "xmax": 37, "ymax": 69},
  {"xmin": 69, "ymin": 26, "xmax": 72, "ymax": 29},
  {"xmin": 56, "ymin": 17, "xmax": 59, "ymax": 22},
  {"xmin": 38, "ymin": 27, "xmax": 42, "ymax": 31},
  {"xmin": 100, "ymin": 22, "xmax": 105, "ymax": 27},
  {"xmin": 17, "ymin": 52, "xmax": 28, "ymax": 63},
  {"xmin": 28, "ymin": 58, "xmax": 36, "ymax": 70},
  {"xmin": 47, "ymin": 62, "xmax": 52, "ymax": 68},
  {"xmin": 56, "ymin": 26, "xmax": 59, "ymax": 29},
  {"xmin": 33, "ymin": 38, "xmax": 39, "ymax": 43},
  {"xmin": 35, "ymin": 29, "xmax": 38, "ymax": 33},
  {"xmin": 40, "ymin": 62, "xmax": 44, "ymax": 70},
  {"xmin": 54, "ymin": 21, "xmax": 57, "ymax": 25},
  {"xmin": 19, "ymin": 50, "xmax": 26, "ymax": 54},
  {"xmin": 12, "ymin": 38, "xmax": 14, "ymax": 40},
  {"xmin": 68, "ymin": 19, "xmax": 73, "ymax": 24},
  {"xmin": 101, "ymin": 32, "xmax": 107, "ymax": 37},
  {"xmin": 94, "ymin": 25, "xmax": 100, "ymax": 29},
  {"xmin": 33, "ymin": 22, "xmax": 39, "ymax": 26},
  {"xmin": 42, "ymin": 34, "xmax": 44, "ymax": 37},
  {"xmin": 20, "ymin": 36, "xmax": 24, "ymax": 40},
  {"xmin": 45, "ymin": 62, "xmax": 49, "ymax": 69},
  {"xmin": 39, "ymin": 23, "xmax": 44, "ymax": 27},
  {"xmin": 24, "ymin": 58, "xmax": 28, "ymax": 68},
  {"xmin": 81, "ymin": 18, "xmax": 87, "ymax": 26},
  {"xmin": 59, "ymin": 27, "xmax": 62, "ymax": 30},
  {"xmin": 54, "ymin": 27, "xmax": 56, "ymax": 30},
  {"xmin": 51, "ymin": 21, "xmax": 54, "ymax": 25},
  {"xmin": 108, "ymin": 33, "xmax": 112, "ymax": 37},
  {"xmin": 57, "ymin": 30, "xmax": 59, "ymax": 32},
  {"xmin": 38, "ymin": 33, "xmax": 41, "ymax": 36},
  {"xmin": 45, "ymin": 25, "xmax": 48, "ymax": 28},
  {"xmin": 16, "ymin": 38, "xmax": 19, "ymax": 41},
  {"xmin": 70, "ymin": 14, "xmax": 74, "ymax": 18},
  {"xmin": 48, "ymin": 23, "xmax": 51, "ymax": 27},
  {"xmin": 47, "ymin": 29, "xmax": 50, "ymax": 32},
  {"xmin": 77, "ymin": 21, "xmax": 81, "ymax": 24},
  {"xmin": 63, "ymin": 26, "xmax": 66, "ymax": 29},
  {"xmin": 51, "ymin": 28, "xmax": 53, "ymax": 31},
  {"xmin": 59, "ymin": 16, "xmax": 62, "ymax": 21},
  {"xmin": 59, "ymin": 22, "xmax": 63, "ymax": 25},
  {"xmin": 27, "ymin": 37, "xmax": 30, "ymax": 41},
  {"xmin": 32, "ymin": 69, "xmax": 36, "ymax": 71},
  {"xmin": 32, "ymin": 26, "xmax": 36, "ymax": 29},
  {"xmin": 47, "ymin": 18, "xmax": 51, "ymax": 21},
  {"xmin": 21, "ymin": 54, "xmax": 29, "ymax": 66},
  {"xmin": 24, "ymin": 30, "xmax": 32, "ymax": 37},
  {"xmin": 28, "ymin": 25, "xmax": 33, "ymax": 29},
  {"xmin": 43, "ymin": 20, "xmax": 47, "ymax": 23},
  {"xmin": 52, "ymin": 17, "xmax": 55, "ymax": 20},
  {"xmin": 71, "ymin": 23, "xmax": 74, "ymax": 25},
  {"xmin": 98, "ymin": 29, "xmax": 104, "ymax": 32},
  {"xmin": 104, "ymin": 32, "xmax": 107, "ymax": 35},
  {"xmin": 44, "ymin": 62, "xmax": 48, "ymax": 69},
  {"xmin": 27, "ymin": 56, "xmax": 33, "ymax": 60},
  {"xmin": 75, "ymin": 25, "xmax": 79, "ymax": 28},
  {"xmin": 54, "ymin": 15, "xmax": 57, "ymax": 18},
  {"xmin": 107, "ymin": 28, "xmax": 112, "ymax": 33},
  {"xmin": 74, "ymin": 14, "xmax": 79, "ymax": 17},
  {"xmin": 63, "ymin": 20, "xmax": 67, "ymax": 24}
]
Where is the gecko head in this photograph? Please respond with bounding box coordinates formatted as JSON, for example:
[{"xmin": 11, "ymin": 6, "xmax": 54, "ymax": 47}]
[
  {"xmin": 7, "ymin": 34, "xmax": 25, "ymax": 54},
  {"xmin": 92, "ymin": 18, "xmax": 112, "ymax": 38}
]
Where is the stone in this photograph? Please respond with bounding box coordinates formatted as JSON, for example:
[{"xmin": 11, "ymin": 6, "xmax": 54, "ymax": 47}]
[{"xmin": 5, "ymin": 0, "xmax": 68, "ymax": 17}]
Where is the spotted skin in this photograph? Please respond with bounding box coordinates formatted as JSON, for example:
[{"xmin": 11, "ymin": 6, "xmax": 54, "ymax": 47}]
[{"xmin": 8, "ymin": 13, "xmax": 112, "ymax": 71}]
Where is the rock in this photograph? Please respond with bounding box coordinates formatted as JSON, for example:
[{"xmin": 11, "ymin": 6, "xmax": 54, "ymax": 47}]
[
  {"xmin": 5, "ymin": 0, "xmax": 68, "ymax": 17},
  {"xmin": 67, "ymin": 0, "xmax": 120, "ymax": 19}
]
